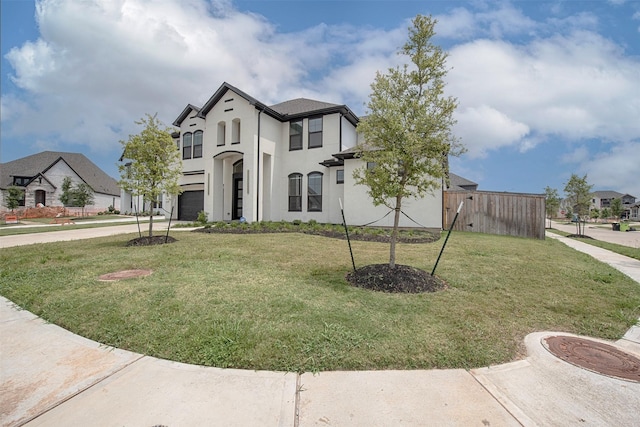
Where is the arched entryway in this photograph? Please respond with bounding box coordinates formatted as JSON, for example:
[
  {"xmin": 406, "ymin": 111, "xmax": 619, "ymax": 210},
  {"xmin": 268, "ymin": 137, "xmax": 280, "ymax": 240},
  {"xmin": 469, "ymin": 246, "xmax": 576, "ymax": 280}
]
[{"xmin": 35, "ymin": 190, "xmax": 46, "ymax": 206}]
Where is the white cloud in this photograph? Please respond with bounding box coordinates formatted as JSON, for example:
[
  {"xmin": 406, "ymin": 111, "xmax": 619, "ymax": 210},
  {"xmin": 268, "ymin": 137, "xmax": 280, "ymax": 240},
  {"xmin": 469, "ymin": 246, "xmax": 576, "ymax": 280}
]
[{"xmin": 578, "ymin": 142, "xmax": 640, "ymax": 196}]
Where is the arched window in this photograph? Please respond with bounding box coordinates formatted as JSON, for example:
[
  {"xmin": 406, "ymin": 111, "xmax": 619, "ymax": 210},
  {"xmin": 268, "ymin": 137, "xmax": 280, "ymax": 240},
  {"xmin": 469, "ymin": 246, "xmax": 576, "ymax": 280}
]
[
  {"xmin": 232, "ymin": 118, "xmax": 241, "ymax": 144},
  {"xmin": 193, "ymin": 130, "xmax": 203, "ymax": 158},
  {"xmin": 217, "ymin": 121, "xmax": 226, "ymax": 146},
  {"xmin": 288, "ymin": 173, "xmax": 302, "ymax": 212},
  {"xmin": 183, "ymin": 132, "xmax": 192, "ymax": 159},
  {"xmin": 307, "ymin": 172, "xmax": 323, "ymax": 212}
]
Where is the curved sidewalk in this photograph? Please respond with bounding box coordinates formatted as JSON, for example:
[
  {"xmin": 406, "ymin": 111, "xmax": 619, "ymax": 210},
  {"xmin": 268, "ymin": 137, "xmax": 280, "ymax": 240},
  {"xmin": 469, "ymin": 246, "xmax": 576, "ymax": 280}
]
[{"xmin": 1, "ymin": 229, "xmax": 639, "ymax": 426}]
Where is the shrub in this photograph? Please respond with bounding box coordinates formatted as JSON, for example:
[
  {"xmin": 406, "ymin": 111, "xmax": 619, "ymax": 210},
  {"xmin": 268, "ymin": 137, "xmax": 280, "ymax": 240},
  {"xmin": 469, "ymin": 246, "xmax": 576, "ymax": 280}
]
[{"xmin": 196, "ymin": 210, "xmax": 208, "ymax": 225}]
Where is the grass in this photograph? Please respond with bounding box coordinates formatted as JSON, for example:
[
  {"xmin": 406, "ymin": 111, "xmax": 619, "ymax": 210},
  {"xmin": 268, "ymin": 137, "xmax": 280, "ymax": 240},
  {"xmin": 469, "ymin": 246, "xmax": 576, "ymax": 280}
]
[
  {"xmin": 1, "ymin": 231, "xmax": 638, "ymax": 372},
  {"xmin": 547, "ymin": 229, "xmax": 640, "ymax": 261}
]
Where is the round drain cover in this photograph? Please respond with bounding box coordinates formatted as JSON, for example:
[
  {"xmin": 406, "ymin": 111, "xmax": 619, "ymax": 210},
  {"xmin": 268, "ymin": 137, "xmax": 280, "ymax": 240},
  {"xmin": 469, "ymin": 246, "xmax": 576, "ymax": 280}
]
[{"xmin": 544, "ymin": 335, "xmax": 640, "ymax": 382}]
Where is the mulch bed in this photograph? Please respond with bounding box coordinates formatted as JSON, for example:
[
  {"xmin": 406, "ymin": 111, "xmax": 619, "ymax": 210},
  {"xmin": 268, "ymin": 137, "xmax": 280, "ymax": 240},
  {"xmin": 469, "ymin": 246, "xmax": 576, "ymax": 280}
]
[
  {"xmin": 346, "ymin": 264, "xmax": 447, "ymax": 293},
  {"xmin": 566, "ymin": 234, "xmax": 594, "ymax": 239},
  {"xmin": 195, "ymin": 227, "xmax": 439, "ymax": 244},
  {"xmin": 126, "ymin": 236, "xmax": 178, "ymax": 246}
]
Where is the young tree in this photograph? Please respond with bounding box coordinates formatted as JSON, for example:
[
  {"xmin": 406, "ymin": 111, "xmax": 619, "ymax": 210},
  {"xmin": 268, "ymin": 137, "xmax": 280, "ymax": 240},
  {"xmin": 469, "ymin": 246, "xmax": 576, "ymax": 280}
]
[
  {"xmin": 610, "ymin": 198, "xmax": 623, "ymax": 220},
  {"xmin": 74, "ymin": 183, "xmax": 95, "ymax": 217},
  {"xmin": 354, "ymin": 15, "xmax": 464, "ymax": 268},
  {"xmin": 590, "ymin": 208, "xmax": 600, "ymax": 221},
  {"xmin": 563, "ymin": 174, "xmax": 593, "ymax": 236},
  {"xmin": 59, "ymin": 176, "xmax": 75, "ymax": 207},
  {"xmin": 601, "ymin": 207, "xmax": 611, "ymax": 222},
  {"xmin": 3, "ymin": 186, "xmax": 24, "ymax": 211},
  {"xmin": 544, "ymin": 186, "xmax": 561, "ymax": 229},
  {"xmin": 118, "ymin": 113, "xmax": 182, "ymax": 237}
]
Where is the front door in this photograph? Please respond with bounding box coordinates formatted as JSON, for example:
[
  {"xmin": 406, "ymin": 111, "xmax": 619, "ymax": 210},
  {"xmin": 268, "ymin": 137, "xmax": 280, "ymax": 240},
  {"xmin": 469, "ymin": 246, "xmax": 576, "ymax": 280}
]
[
  {"xmin": 232, "ymin": 174, "xmax": 243, "ymax": 220},
  {"xmin": 35, "ymin": 190, "xmax": 46, "ymax": 206}
]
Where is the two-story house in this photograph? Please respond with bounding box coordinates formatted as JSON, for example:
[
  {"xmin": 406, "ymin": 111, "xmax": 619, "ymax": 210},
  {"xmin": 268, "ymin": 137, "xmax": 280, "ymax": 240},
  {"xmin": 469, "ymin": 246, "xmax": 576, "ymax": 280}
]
[{"xmin": 164, "ymin": 82, "xmax": 444, "ymax": 230}]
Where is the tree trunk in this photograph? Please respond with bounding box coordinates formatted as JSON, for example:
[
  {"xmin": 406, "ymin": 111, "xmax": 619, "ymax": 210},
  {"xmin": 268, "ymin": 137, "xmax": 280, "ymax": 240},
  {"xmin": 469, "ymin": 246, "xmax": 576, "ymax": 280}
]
[
  {"xmin": 148, "ymin": 214, "xmax": 153, "ymax": 237},
  {"xmin": 390, "ymin": 195, "xmax": 402, "ymax": 268}
]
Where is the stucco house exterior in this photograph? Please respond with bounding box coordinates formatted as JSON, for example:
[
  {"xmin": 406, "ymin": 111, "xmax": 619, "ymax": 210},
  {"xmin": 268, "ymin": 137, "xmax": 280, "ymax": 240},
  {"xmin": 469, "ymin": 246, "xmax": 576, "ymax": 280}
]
[
  {"xmin": 0, "ymin": 151, "xmax": 120, "ymax": 212},
  {"xmin": 163, "ymin": 82, "xmax": 444, "ymax": 230}
]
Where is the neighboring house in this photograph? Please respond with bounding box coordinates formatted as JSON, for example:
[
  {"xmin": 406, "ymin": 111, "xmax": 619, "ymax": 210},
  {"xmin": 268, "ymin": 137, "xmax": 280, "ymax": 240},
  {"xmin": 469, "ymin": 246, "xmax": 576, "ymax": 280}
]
[
  {"xmin": 591, "ymin": 191, "xmax": 636, "ymax": 219},
  {"xmin": 163, "ymin": 82, "xmax": 445, "ymax": 229},
  {"xmin": 629, "ymin": 203, "xmax": 640, "ymax": 221},
  {"xmin": 0, "ymin": 151, "xmax": 120, "ymax": 211},
  {"xmin": 446, "ymin": 173, "xmax": 478, "ymax": 192}
]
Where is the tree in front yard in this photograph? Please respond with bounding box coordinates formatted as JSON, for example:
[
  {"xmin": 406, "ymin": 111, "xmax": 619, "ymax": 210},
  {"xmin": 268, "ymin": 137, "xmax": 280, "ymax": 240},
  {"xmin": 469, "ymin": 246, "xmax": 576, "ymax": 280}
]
[
  {"xmin": 544, "ymin": 186, "xmax": 560, "ymax": 228},
  {"xmin": 563, "ymin": 174, "xmax": 593, "ymax": 236},
  {"xmin": 3, "ymin": 186, "xmax": 24, "ymax": 212},
  {"xmin": 118, "ymin": 113, "xmax": 182, "ymax": 238},
  {"xmin": 610, "ymin": 198, "xmax": 623, "ymax": 220},
  {"xmin": 354, "ymin": 14, "xmax": 464, "ymax": 268},
  {"xmin": 600, "ymin": 207, "xmax": 611, "ymax": 222},
  {"xmin": 59, "ymin": 177, "xmax": 95, "ymax": 216}
]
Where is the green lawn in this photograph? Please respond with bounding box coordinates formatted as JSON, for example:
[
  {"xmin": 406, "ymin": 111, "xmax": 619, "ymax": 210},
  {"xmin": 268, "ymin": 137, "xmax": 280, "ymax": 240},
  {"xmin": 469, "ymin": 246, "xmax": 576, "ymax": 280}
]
[
  {"xmin": 1, "ymin": 231, "xmax": 638, "ymax": 372},
  {"xmin": 547, "ymin": 228, "xmax": 640, "ymax": 261},
  {"xmin": 0, "ymin": 217, "xmax": 166, "ymax": 237}
]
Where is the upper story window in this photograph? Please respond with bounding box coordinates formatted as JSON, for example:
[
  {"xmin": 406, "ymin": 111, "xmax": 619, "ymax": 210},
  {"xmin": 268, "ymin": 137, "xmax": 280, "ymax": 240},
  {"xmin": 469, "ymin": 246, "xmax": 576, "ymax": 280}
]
[
  {"xmin": 288, "ymin": 173, "xmax": 302, "ymax": 211},
  {"xmin": 217, "ymin": 121, "xmax": 226, "ymax": 146},
  {"xmin": 12, "ymin": 176, "xmax": 30, "ymax": 186},
  {"xmin": 308, "ymin": 172, "xmax": 323, "ymax": 212},
  {"xmin": 193, "ymin": 130, "xmax": 203, "ymax": 158},
  {"xmin": 232, "ymin": 119, "xmax": 241, "ymax": 144},
  {"xmin": 336, "ymin": 169, "xmax": 344, "ymax": 184},
  {"xmin": 182, "ymin": 132, "xmax": 192, "ymax": 159},
  {"xmin": 308, "ymin": 117, "xmax": 322, "ymax": 148},
  {"xmin": 290, "ymin": 120, "xmax": 303, "ymax": 151}
]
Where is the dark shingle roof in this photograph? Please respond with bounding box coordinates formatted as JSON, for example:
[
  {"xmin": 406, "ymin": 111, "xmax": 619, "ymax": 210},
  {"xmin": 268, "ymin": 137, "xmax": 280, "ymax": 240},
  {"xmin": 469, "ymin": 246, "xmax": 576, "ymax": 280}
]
[
  {"xmin": 592, "ymin": 190, "xmax": 624, "ymax": 199},
  {"xmin": 0, "ymin": 151, "xmax": 120, "ymax": 196},
  {"xmin": 269, "ymin": 98, "xmax": 340, "ymax": 116},
  {"xmin": 448, "ymin": 173, "xmax": 478, "ymax": 191}
]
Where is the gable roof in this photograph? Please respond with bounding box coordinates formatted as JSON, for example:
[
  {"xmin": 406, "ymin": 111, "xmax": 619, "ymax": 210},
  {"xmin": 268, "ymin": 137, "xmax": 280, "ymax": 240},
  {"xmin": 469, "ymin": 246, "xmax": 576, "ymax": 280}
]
[
  {"xmin": 448, "ymin": 173, "xmax": 478, "ymax": 191},
  {"xmin": 592, "ymin": 190, "xmax": 624, "ymax": 199},
  {"xmin": 0, "ymin": 151, "xmax": 120, "ymax": 196},
  {"xmin": 172, "ymin": 104, "xmax": 202, "ymax": 127},
  {"xmin": 185, "ymin": 82, "xmax": 359, "ymax": 126}
]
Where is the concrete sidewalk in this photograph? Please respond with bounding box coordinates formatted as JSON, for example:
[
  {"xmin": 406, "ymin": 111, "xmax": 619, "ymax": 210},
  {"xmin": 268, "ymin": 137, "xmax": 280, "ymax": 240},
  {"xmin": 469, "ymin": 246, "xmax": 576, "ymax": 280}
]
[
  {"xmin": 2, "ymin": 297, "xmax": 639, "ymax": 427},
  {"xmin": 550, "ymin": 220, "xmax": 640, "ymax": 249},
  {"xmin": 2, "ymin": 223, "xmax": 640, "ymax": 426}
]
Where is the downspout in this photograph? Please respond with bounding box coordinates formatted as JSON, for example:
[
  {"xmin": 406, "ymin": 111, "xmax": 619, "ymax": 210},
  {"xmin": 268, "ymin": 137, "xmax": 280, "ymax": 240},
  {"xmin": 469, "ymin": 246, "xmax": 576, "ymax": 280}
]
[{"xmin": 256, "ymin": 108, "xmax": 263, "ymax": 222}]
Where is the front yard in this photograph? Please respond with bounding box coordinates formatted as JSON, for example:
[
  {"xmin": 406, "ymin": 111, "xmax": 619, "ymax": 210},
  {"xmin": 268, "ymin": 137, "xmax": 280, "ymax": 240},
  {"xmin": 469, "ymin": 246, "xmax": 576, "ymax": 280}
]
[{"xmin": 1, "ymin": 231, "xmax": 638, "ymax": 372}]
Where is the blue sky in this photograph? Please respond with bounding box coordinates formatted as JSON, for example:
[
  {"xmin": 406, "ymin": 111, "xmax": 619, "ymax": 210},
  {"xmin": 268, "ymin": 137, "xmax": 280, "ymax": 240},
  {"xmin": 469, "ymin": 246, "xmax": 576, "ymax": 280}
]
[{"xmin": 2, "ymin": 0, "xmax": 639, "ymax": 198}]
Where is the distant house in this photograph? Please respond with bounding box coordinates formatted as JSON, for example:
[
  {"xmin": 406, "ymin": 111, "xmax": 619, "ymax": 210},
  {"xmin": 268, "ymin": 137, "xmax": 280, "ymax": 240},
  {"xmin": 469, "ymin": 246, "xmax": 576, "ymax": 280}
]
[
  {"xmin": 446, "ymin": 173, "xmax": 478, "ymax": 192},
  {"xmin": 162, "ymin": 81, "xmax": 447, "ymax": 229},
  {"xmin": 591, "ymin": 191, "xmax": 636, "ymax": 219},
  {"xmin": 0, "ymin": 151, "xmax": 120, "ymax": 211}
]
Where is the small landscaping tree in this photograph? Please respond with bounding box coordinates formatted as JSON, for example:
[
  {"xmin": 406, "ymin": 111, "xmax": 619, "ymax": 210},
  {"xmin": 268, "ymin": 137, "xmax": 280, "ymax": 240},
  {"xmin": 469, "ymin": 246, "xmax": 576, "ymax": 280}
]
[
  {"xmin": 3, "ymin": 186, "xmax": 24, "ymax": 212},
  {"xmin": 544, "ymin": 186, "xmax": 560, "ymax": 229},
  {"xmin": 563, "ymin": 174, "xmax": 593, "ymax": 236},
  {"xmin": 74, "ymin": 183, "xmax": 95, "ymax": 217},
  {"xmin": 118, "ymin": 113, "xmax": 182, "ymax": 238},
  {"xmin": 590, "ymin": 208, "xmax": 600, "ymax": 221},
  {"xmin": 610, "ymin": 198, "xmax": 623, "ymax": 221},
  {"xmin": 355, "ymin": 14, "xmax": 464, "ymax": 268},
  {"xmin": 59, "ymin": 177, "xmax": 75, "ymax": 207},
  {"xmin": 600, "ymin": 207, "xmax": 611, "ymax": 222}
]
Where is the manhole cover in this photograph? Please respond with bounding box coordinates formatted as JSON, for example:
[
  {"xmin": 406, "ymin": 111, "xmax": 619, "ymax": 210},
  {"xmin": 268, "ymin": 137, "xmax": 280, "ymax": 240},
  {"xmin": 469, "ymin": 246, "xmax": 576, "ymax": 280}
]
[
  {"xmin": 98, "ymin": 269, "xmax": 152, "ymax": 281},
  {"xmin": 543, "ymin": 335, "xmax": 640, "ymax": 382}
]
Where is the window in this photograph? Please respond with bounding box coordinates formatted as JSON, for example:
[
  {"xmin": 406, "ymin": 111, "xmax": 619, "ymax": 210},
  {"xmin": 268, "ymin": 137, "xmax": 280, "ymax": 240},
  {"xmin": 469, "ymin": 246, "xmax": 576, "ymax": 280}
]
[
  {"xmin": 12, "ymin": 177, "xmax": 30, "ymax": 186},
  {"xmin": 232, "ymin": 119, "xmax": 241, "ymax": 144},
  {"xmin": 217, "ymin": 121, "xmax": 226, "ymax": 146},
  {"xmin": 308, "ymin": 117, "xmax": 322, "ymax": 148},
  {"xmin": 288, "ymin": 173, "xmax": 302, "ymax": 211},
  {"xmin": 182, "ymin": 132, "xmax": 192, "ymax": 159},
  {"xmin": 289, "ymin": 120, "xmax": 302, "ymax": 150},
  {"xmin": 366, "ymin": 161, "xmax": 376, "ymax": 170},
  {"xmin": 336, "ymin": 169, "xmax": 344, "ymax": 184},
  {"xmin": 193, "ymin": 130, "xmax": 203, "ymax": 158},
  {"xmin": 308, "ymin": 172, "xmax": 323, "ymax": 212}
]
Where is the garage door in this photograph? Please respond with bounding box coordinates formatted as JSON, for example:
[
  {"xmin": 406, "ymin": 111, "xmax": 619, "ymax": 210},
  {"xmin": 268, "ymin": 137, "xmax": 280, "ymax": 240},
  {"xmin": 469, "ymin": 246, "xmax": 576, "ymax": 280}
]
[{"xmin": 178, "ymin": 191, "xmax": 204, "ymax": 221}]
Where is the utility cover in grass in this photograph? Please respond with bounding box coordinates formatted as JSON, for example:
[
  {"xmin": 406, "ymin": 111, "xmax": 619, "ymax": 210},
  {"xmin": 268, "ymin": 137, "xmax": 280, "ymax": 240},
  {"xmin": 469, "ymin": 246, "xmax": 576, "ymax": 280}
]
[
  {"xmin": 346, "ymin": 264, "xmax": 446, "ymax": 293},
  {"xmin": 126, "ymin": 236, "xmax": 178, "ymax": 246}
]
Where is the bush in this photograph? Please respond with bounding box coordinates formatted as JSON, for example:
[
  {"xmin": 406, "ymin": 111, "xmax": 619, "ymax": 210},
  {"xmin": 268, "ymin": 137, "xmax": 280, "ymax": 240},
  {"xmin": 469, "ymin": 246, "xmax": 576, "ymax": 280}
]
[
  {"xmin": 196, "ymin": 210, "xmax": 208, "ymax": 225},
  {"xmin": 292, "ymin": 219, "xmax": 302, "ymax": 226}
]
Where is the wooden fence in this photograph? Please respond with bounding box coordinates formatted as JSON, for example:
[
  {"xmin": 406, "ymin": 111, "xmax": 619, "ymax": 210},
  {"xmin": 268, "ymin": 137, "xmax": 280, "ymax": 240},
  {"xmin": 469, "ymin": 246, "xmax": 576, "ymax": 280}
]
[{"xmin": 444, "ymin": 191, "xmax": 546, "ymax": 240}]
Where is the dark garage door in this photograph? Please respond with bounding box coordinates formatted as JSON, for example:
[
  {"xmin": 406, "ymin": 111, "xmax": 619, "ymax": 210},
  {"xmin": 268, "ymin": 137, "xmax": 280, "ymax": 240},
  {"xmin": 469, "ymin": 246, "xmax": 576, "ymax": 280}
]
[{"xmin": 178, "ymin": 191, "xmax": 204, "ymax": 221}]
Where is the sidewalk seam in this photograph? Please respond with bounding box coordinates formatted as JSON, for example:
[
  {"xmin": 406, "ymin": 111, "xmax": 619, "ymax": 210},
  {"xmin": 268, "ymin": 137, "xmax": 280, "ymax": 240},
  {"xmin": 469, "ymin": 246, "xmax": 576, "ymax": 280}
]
[
  {"xmin": 14, "ymin": 354, "xmax": 146, "ymax": 427},
  {"xmin": 468, "ymin": 369, "xmax": 527, "ymax": 427},
  {"xmin": 293, "ymin": 373, "xmax": 301, "ymax": 427}
]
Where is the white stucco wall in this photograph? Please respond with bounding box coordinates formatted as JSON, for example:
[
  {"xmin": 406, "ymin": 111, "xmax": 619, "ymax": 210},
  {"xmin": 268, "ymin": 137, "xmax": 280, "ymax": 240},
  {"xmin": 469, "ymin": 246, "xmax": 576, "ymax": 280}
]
[{"xmin": 342, "ymin": 158, "xmax": 443, "ymax": 229}]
